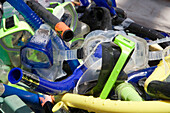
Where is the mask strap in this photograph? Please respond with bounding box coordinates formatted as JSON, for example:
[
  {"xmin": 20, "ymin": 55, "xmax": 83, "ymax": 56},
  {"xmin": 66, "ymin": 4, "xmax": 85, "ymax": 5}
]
[
  {"xmin": 148, "ymin": 37, "xmax": 170, "ymax": 61},
  {"xmin": 162, "ymin": 46, "xmax": 170, "ymax": 75}
]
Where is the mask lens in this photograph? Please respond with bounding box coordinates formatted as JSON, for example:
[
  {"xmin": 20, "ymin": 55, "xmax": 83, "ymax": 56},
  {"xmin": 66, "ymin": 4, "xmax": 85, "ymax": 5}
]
[
  {"xmin": 1, "ymin": 31, "xmax": 32, "ymax": 49},
  {"xmin": 75, "ymin": 58, "xmax": 102, "ymax": 94},
  {"xmin": 26, "ymin": 48, "xmax": 50, "ymax": 64}
]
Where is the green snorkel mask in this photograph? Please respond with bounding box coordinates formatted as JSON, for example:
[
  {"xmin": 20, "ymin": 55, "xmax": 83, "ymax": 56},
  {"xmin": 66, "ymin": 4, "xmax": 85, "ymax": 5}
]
[
  {"xmin": 46, "ymin": 2, "xmax": 78, "ymax": 32},
  {"xmin": 0, "ymin": 14, "xmax": 34, "ymax": 67}
]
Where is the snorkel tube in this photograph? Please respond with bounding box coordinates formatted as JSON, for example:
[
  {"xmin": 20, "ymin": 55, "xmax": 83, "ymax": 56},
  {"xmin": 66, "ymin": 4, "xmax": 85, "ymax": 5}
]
[
  {"xmin": 0, "ymin": 83, "xmax": 43, "ymax": 109},
  {"xmin": 112, "ymin": 17, "xmax": 169, "ymax": 49},
  {"xmin": 53, "ymin": 93, "xmax": 170, "ymax": 113},
  {"xmin": 111, "ymin": 0, "xmax": 116, "ymax": 7},
  {"xmin": 115, "ymin": 82, "xmax": 143, "ymax": 101},
  {"xmin": 127, "ymin": 66, "xmax": 157, "ymax": 83},
  {"xmin": 99, "ymin": 35, "xmax": 135, "ymax": 99},
  {"xmin": 8, "ymin": 65, "xmax": 86, "ymax": 95},
  {"xmin": 46, "ymin": 2, "xmax": 78, "ymax": 32},
  {"xmin": 27, "ymin": 0, "xmax": 74, "ymax": 42},
  {"xmin": 144, "ymin": 54, "xmax": 170, "ymax": 99},
  {"xmin": 147, "ymin": 80, "xmax": 170, "ymax": 99},
  {"xmin": 6, "ymin": 0, "xmax": 43, "ymax": 30},
  {"xmin": 93, "ymin": 0, "xmax": 117, "ymax": 16},
  {"xmin": 75, "ymin": 33, "xmax": 135, "ymax": 96}
]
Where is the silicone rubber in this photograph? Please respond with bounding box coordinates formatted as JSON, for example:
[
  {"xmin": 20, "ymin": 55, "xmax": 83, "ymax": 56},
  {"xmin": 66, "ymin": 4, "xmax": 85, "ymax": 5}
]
[{"xmin": 57, "ymin": 93, "xmax": 170, "ymax": 113}]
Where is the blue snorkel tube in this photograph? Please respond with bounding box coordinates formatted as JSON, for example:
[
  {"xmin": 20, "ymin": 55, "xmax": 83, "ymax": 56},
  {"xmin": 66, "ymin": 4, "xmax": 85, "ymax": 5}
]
[
  {"xmin": 8, "ymin": 66, "xmax": 87, "ymax": 95},
  {"xmin": 127, "ymin": 66, "xmax": 157, "ymax": 83},
  {"xmin": 0, "ymin": 83, "xmax": 43, "ymax": 109},
  {"xmin": 79, "ymin": 0, "xmax": 117, "ymax": 16},
  {"xmin": 6, "ymin": 0, "xmax": 43, "ymax": 30},
  {"xmin": 93, "ymin": 0, "xmax": 117, "ymax": 16},
  {"xmin": 111, "ymin": 0, "xmax": 116, "ymax": 7}
]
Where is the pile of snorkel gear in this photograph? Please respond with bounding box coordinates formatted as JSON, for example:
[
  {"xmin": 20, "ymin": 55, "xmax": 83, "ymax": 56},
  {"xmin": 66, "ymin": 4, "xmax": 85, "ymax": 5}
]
[{"xmin": 0, "ymin": 0, "xmax": 170, "ymax": 113}]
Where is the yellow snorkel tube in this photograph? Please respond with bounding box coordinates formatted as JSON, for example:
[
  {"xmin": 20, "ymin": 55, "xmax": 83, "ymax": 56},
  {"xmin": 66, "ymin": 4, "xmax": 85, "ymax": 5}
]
[
  {"xmin": 144, "ymin": 46, "xmax": 170, "ymax": 99},
  {"xmin": 52, "ymin": 93, "xmax": 170, "ymax": 113}
]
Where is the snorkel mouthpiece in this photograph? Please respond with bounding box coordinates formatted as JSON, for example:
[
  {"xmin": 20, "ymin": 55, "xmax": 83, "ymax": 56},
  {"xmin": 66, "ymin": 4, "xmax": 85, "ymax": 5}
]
[
  {"xmin": 8, "ymin": 67, "xmax": 23, "ymax": 84},
  {"xmin": 8, "ymin": 67, "xmax": 40, "ymax": 90}
]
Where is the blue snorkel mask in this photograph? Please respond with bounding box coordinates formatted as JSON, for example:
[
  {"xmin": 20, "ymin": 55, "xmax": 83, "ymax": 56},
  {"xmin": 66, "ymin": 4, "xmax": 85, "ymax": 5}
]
[
  {"xmin": 20, "ymin": 25, "xmax": 54, "ymax": 69},
  {"xmin": 20, "ymin": 24, "xmax": 80, "ymax": 81}
]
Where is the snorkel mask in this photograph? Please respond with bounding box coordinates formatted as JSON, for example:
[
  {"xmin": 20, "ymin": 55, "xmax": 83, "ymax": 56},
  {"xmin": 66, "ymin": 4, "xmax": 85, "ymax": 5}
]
[
  {"xmin": 124, "ymin": 34, "xmax": 170, "ymax": 73},
  {"xmin": 20, "ymin": 24, "xmax": 80, "ymax": 81},
  {"xmin": 74, "ymin": 31, "xmax": 135, "ymax": 98},
  {"xmin": 20, "ymin": 24, "xmax": 53, "ymax": 69},
  {"xmin": 46, "ymin": 2, "xmax": 78, "ymax": 32},
  {"xmin": 0, "ymin": 14, "xmax": 34, "ymax": 67}
]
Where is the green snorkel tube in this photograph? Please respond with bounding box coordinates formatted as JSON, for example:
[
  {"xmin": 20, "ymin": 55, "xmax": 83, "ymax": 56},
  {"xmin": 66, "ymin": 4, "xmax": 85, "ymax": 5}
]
[
  {"xmin": 115, "ymin": 82, "xmax": 143, "ymax": 101},
  {"xmin": 100, "ymin": 35, "xmax": 135, "ymax": 99},
  {"xmin": 75, "ymin": 34, "xmax": 135, "ymax": 98},
  {"xmin": 0, "ymin": 14, "xmax": 34, "ymax": 67}
]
